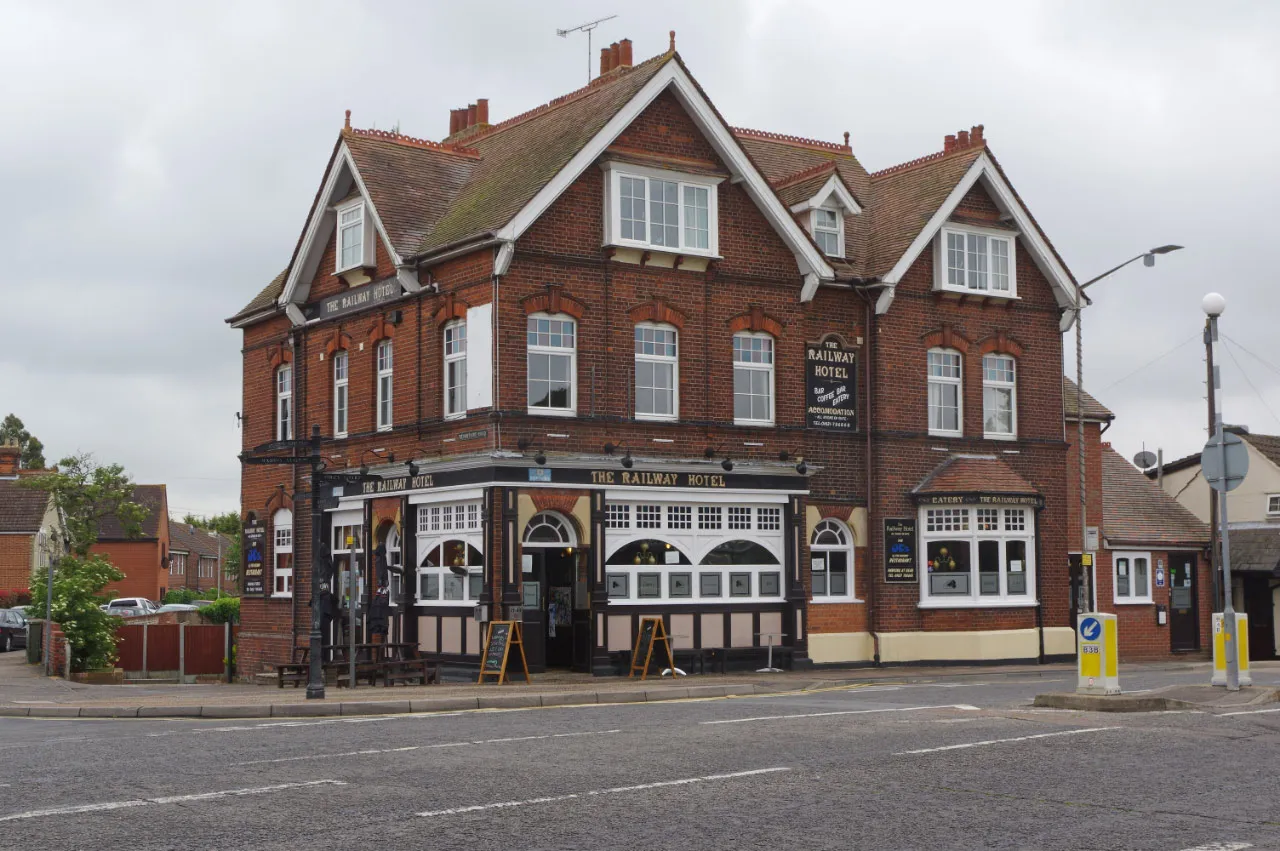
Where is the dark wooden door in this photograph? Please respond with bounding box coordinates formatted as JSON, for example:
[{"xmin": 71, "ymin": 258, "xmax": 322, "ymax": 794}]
[
  {"xmin": 1168, "ymin": 552, "xmax": 1199, "ymax": 652},
  {"xmin": 522, "ymin": 555, "xmax": 546, "ymax": 673},
  {"xmin": 1243, "ymin": 574, "xmax": 1276, "ymax": 660}
]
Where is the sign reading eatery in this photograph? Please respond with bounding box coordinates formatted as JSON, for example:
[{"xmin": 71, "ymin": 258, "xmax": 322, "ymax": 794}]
[
  {"xmin": 883, "ymin": 518, "xmax": 917, "ymax": 584},
  {"xmin": 806, "ymin": 337, "xmax": 857, "ymax": 431},
  {"xmin": 242, "ymin": 522, "xmax": 267, "ymax": 596}
]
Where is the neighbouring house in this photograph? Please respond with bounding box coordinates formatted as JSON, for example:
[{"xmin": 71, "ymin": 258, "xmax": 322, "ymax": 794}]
[
  {"xmin": 0, "ymin": 442, "xmax": 59, "ymax": 594},
  {"xmin": 167, "ymin": 520, "xmax": 237, "ymax": 597},
  {"xmin": 229, "ymin": 34, "xmax": 1090, "ymax": 678},
  {"xmin": 92, "ymin": 484, "xmax": 171, "ymax": 602},
  {"xmin": 1158, "ymin": 428, "xmax": 1280, "ymax": 659}
]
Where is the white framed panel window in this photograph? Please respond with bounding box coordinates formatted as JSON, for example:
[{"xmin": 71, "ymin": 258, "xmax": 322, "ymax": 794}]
[
  {"xmin": 936, "ymin": 226, "xmax": 1017, "ymax": 296},
  {"xmin": 335, "ymin": 199, "xmax": 375, "ymax": 272},
  {"xmin": 919, "ymin": 505, "xmax": 1035, "ymax": 607},
  {"xmin": 527, "ymin": 314, "xmax": 576, "ymax": 415},
  {"xmin": 273, "ymin": 508, "xmax": 293, "ymax": 598},
  {"xmin": 1113, "ymin": 551, "xmax": 1152, "ymax": 604},
  {"xmin": 812, "ymin": 208, "xmax": 843, "ymax": 258},
  {"xmin": 1267, "ymin": 494, "xmax": 1280, "ymax": 516},
  {"xmin": 415, "ymin": 500, "xmax": 484, "ymax": 607},
  {"xmin": 982, "ymin": 355, "xmax": 1016, "ymax": 439},
  {"xmin": 927, "ymin": 349, "xmax": 962, "ymax": 436},
  {"xmin": 170, "ymin": 552, "xmax": 187, "ymax": 577},
  {"xmin": 602, "ymin": 162, "xmax": 721, "ymax": 257},
  {"xmin": 635, "ymin": 323, "xmax": 678, "ymax": 421},
  {"xmin": 376, "ymin": 340, "xmax": 393, "ymax": 431},
  {"xmin": 810, "ymin": 518, "xmax": 856, "ymax": 602},
  {"xmin": 333, "ymin": 351, "xmax": 349, "ymax": 438},
  {"xmin": 443, "ymin": 320, "xmax": 467, "ymax": 419},
  {"xmin": 733, "ymin": 332, "xmax": 774, "ymax": 425},
  {"xmin": 275, "ymin": 364, "xmax": 293, "ymax": 441}
]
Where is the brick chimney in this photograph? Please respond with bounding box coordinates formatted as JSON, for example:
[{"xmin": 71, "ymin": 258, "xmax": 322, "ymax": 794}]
[
  {"xmin": 618, "ymin": 38, "xmax": 632, "ymax": 67},
  {"xmin": 600, "ymin": 46, "xmax": 612, "ymax": 76},
  {"xmin": 944, "ymin": 134, "xmax": 957, "ymax": 153},
  {"xmin": 447, "ymin": 100, "xmax": 491, "ymax": 138},
  {"xmin": 944, "ymin": 125, "xmax": 986, "ymax": 155},
  {"xmin": 0, "ymin": 441, "xmax": 19, "ymax": 477}
]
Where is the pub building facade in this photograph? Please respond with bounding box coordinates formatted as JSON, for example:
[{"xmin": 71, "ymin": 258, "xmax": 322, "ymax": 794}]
[{"xmin": 229, "ymin": 34, "xmax": 1083, "ymax": 678}]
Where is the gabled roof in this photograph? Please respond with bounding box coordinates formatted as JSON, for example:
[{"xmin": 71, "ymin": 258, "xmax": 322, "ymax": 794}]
[
  {"xmin": 0, "ymin": 480, "xmax": 51, "ymax": 534},
  {"xmin": 1153, "ymin": 430, "xmax": 1280, "ymax": 478},
  {"xmin": 1102, "ymin": 446, "xmax": 1209, "ymax": 547},
  {"xmin": 97, "ymin": 485, "xmax": 165, "ymax": 541},
  {"xmin": 167, "ymin": 520, "xmax": 234, "ymax": 559},
  {"xmin": 1224, "ymin": 526, "xmax": 1280, "ymax": 574},
  {"xmin": 1063, "ymin": 376, "xmax": 1115, "ymax": 422},
  {"xmin": 912, "ymin": 454, "xmax": 1040, "ymax": 498}
]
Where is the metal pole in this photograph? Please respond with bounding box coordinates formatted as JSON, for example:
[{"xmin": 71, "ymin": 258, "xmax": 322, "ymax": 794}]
[
  {"xmin": 306, "ymin": 424, "xmax": 326, "ymax": 700},
  {"xmin": 1208, "ymin": 314, "xmax": 1240, "ymax": 691},
  {"xmin": 1205, "ymin": 318, "xmax": 1222, "ymax": 613},
  {"xmin": 43, "ymin": 557, "xmax": 54, "ymax": 676},
  {"xmin": 1076, "ymin": 287, "xmax": 1091, "ymax": 610},
  {"xmin": 348, "ymin": 528, "xmax": 359, "ymax": 689}
]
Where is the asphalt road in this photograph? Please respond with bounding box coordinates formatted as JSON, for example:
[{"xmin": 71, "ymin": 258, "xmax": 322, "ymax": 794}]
[{"xmin": 2, "ymin": 668, "xmax": 1279, "ymax": 850}]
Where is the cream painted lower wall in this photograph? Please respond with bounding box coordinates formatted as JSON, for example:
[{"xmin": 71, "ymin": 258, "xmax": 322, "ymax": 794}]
[
  {"xmin": 1042, "ymin": 627, "xmax": 1076, "ymax": 657},
  {"xmin": 808, "ymin": 632, "xmax": 874, "ymax": 663},
  {"xmin": 878, "ymin": 629, "xmax": 1042, "ymax": 663}
]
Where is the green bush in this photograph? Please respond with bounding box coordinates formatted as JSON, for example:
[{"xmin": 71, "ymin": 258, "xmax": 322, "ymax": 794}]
[
  {"xmin": 199, "ymin": 596, "xmax": 239, "ymax": 624},
  {"xmin": 164, "ymin": 588, "xmax": 234, "ymax": 605},
  {"xmin": 29, "ymin": 555, "xmax": 124, "ymax": 672}
]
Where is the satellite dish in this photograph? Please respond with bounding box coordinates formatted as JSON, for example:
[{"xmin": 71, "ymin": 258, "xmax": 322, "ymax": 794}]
[{"xmin": 1133, "ymin": 450, "xmax": 1158, "ymax": 470}]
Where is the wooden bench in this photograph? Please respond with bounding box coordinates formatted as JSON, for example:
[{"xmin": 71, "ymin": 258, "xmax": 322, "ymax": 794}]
[
  {"xmin": 382, "ymin": 657, "xmax": 436, "ymax": 686},
  {"xmin": 275, "ymin": 648, "xmax": 309, "ymax": 688}
]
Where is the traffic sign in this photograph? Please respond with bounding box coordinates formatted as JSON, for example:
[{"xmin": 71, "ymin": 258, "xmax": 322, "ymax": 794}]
[
  {"xmin": 1079, "ymin": 617, "xmax": 1101, "ymax": 641},
  {"xmin": 1202, "ymin": 431, "xmax": 1249, "ymax": 492}
]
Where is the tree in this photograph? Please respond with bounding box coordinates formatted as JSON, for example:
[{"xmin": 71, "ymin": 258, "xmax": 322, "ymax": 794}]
[
  {"xmin": 1, "ymin": 414, "xmax": 46, "ymax": 469},
  {"xmin": 23, "ymin": 455, "xmax": 147, "ymax": 672}
]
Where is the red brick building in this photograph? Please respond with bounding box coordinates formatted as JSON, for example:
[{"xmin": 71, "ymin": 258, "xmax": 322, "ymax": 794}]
[
  {"xmin": 0, "ymin": 442, "xmax": 58, "ymax": 594},
  {"xmin": 229, "ymin": 36, "xmax": 1090, "ymax": 677},
  {"xmin": 167, "ymin": 521, "xmax": 236, "ymax": 597},
  {"xmin": 92, "ymin": 484, "xmax": 171, "ymax": 603}
]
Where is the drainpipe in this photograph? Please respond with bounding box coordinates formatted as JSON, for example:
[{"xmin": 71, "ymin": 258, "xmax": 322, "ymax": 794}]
[{"xmin": 854, "ymin": 282, "xmax": 881, "ymax": 665}]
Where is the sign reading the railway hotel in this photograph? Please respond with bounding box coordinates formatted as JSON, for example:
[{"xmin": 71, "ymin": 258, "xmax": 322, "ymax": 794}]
[
  {"xmin": 806, "ymin": 338, "xmax": 857, "ymax": 431},
  {"xmin": 306, "ymin": 279, "xmax": 402, "ymax": 322}
]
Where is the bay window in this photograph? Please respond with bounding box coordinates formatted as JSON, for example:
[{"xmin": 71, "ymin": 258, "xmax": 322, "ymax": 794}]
[
  {"xmin": 444, "ymin": 320, "xmax": 467, "ymax": 419},
  {"xmin": 635, "ymin": 323, "xmax": 678, "ymax": 420},
  {"xmin": 938, "ymin": 226, "xmax": 1016, "ymax": 295},
  {"xmin": 927, "ymin": 349, "xmax": 962, "ymax": 436},
  {"xmin": 527, "ymin": 314, "xmax": 576, "ymax": 414},
  {"xmin": 604, "ymin": 162, "xmax": 720, "ymax": 256},
  {"xmin": 982, "ymin": 355, "xmax": 1016, "ymax": 438},
  {"xmin": 920, "ymin": 504, "xmax": 1035, "ymax": 606},
  {"xmin": 1113, "ymin": 552, "xmax": 1152, "ymax": 604}
]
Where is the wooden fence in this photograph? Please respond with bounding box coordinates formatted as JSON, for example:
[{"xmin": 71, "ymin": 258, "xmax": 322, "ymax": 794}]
[{"xmin": 115, "ymin": 623, "xmax": 238, "ymax": 680}]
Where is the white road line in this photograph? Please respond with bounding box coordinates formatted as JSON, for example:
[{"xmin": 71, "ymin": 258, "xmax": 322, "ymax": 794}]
[
  {"xmin": 417, "ymin": 767, "xmax": 790, "ymax": 817},
  {"xmin": 233, "ymin": 730, "xmax": 621, "ymax": 766},
  {"xmin": 0, "ymin": 780, "xmax": 345, "ymax": 823},
  {"xmin": 701, "ymin": 704, "xmax": 980, "ymax": 725},
  {"xmin": 1218, "ymin": 707, "xmax": 1280, "ymax": 717},
  {"xmin": 199, "ymin": 713, "xmax": 467, "ymax": 733},
  {"xmin": 1178, "ymin": 843, "xmax": 1252, "ymax": 851},
  {"xmin": 894, "ymin": 726, "xmax": 1119, "ymax": 755}
]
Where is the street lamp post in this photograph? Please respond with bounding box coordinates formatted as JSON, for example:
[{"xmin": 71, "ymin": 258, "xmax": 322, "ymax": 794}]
[
  {"xmin": 1074, "ymin": 245, "xmax": 1182, "ymax": 611},
  {"xmin": 1203, "ymin": 292, "xmax": 1240, "ymax": 691}
]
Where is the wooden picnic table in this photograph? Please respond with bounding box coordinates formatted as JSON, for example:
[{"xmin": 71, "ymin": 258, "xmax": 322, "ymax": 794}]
[{"xmin": 275, "ymin": 643, "xmax": 434, "ymax": 688}]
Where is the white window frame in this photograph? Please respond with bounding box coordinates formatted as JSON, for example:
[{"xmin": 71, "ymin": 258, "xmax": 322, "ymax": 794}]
[
  {"xmin": 526, "ymin": 313, "xmax": 577, "ymax": 416},
  {"xmin": 443, "ymin": 319, "xmax": 467, "ymax": 420},
  {"xmin": 810, "ymin": 518, "xmax": 858, "ymax": 602},
  {"xmin": 414, "ymin": 499, "xmax": 485, "ymax": 608},
  {"xmin": 376, "ymin": 340, "xmax": 393, "ymax": 432},
  {"xmin": 982, "ymin": 354, "xmax": 1017, "ymax": 439},
  {"xmin": 335, "ymin": 199, "xmax": 366, "ymax": 273},
  {"xmin": 634, "ymin": 323, "xmax": 678, "ymax": 421},
  {"xmin": 198, "ymin": 556, "xmax": 216, "ymax": 579},
  {"xmin": 1112, "ymin": 550, "xmax": 1153, "ymax": 604},
  {"xmin": 918, "ymin": 505, "xmax": 1036, "ymax": 608},
  {"xmin": 811, "ymin": 207, "xmax": 844, "ymax": 258},
  {"xmin": 733, "ymin": 332, "xmax": 775, "ymax": 426},
  {"xmin": 170, "ymin": 552, "xmax": 187, "ymax": 577},
  {"xmin": 276, "ymin": 364, "xmax": 293, "ymax": 441},
  {"xmin": 936, "ymin": 225, "xmax": 1017, "ymax": 297},
  {"xmin": 333, "ymin": 350, "xmax": 348, "ymax": 438},
  {"xmin": 602, "ymin": 162, "xmax": 722, "ymax": 258},
  {"xmin": 273, "ymin": 509, "xmax": 294, "ymax": 598},
  {"xmin": 1267, "ymin": 494, "xmax": 1280, "ymax": 516},
  {"xmin": 927, "ymin": 348, "xmax": 963, "ymax": 437}
]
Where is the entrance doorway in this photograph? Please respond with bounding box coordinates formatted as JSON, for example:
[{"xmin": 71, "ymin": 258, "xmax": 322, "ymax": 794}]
[
  {"xmin": 1168, "ymin": 552, "xmax": 1199, "ymax": 652},
  {"xmin": 521, "ymin": 512, "xmax": 579, "ymax": 673},
  {"xmin": 1242, "ymin": 573, "xmax": 1277, "ymax": 661}
]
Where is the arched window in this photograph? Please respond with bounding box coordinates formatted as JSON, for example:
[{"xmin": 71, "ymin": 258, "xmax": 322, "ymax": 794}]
[
  {"xmin": 333, "ymin": 351, "xmax": 348, "ymax": 438},
  {"xmin": 414, "ymin": 499, "xmax": 484, "ymax": 607},
  {"xmin": 273, "ymin": 508, "xmax": 293, "ymax": 597},
  {"xmin": 810, "ymin": 518, "xmax": 854, "ymax": 600},
  {"xmin": 927, "ymin": 348, "xmax": 962, "ymax": 436},
  {"xmin": 523, "ymin": 512, "xmax": 576, "ymax": 546},
  {"xmin": 733, "ymin": 332, "xmax": 774, "ymax": 425},
  {"xmin": 635, "ymin": 323, "xmax": 678, "ymax": 421},
  {"xmin": 276, "ymin": 364, "xmax": 293, "ymax": 441},
  {"xmin": 982, "ymin": 355, "xmax": 1016, "ymax": 438},
  {"xmin": 444, "ymin": 320, "xmax": 467, "ymax": 419}
]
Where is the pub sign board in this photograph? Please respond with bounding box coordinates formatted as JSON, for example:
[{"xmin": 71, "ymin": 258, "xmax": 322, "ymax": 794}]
[
  {"xmin": 243, "ymin": 522, "xmax": 267, "ymax": 596},
  {"xmin": 805, "ymin": 337, "xmax": 857, "ymax": 431},
  {"xmin": 304, "ymin": 279, "xmax": 402, "ymax": 322},
  {"xmin": 883, "ymin": 518, "xmax": 918, "ymax": 584}
]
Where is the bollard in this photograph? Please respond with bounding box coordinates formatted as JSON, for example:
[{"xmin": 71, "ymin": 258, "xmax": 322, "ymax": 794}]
[{"xmin": 1212, "ymin": 612, "xmax": 1251, "ymax": 687}]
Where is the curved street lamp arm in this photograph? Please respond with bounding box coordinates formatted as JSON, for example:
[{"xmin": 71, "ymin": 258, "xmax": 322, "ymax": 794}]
[{"xmin": 1080, "ymin": 253, "xmax": 1147, "ymax": 290}]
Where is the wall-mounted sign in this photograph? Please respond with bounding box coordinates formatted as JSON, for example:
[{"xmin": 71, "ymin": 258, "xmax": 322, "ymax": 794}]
[
  {"xmin": 305, "ymin": 279, "xmax": 403, "ymax": 322},
  {"xmin": 805, "ymin": 338, "xmax": 857, "ymax": 431},
  {"xmin": 883, "ymin": 518, "xmax": 917, "ymax": 584},
  {"xmin": 456, "ymin": 429, "xmax": 488, "ymax": 442},
  {"xmin": 528, "ymin": 468, "xmax": 553, "ymax": 483},
  {"xmin": 242, "ymin": 523, "xmax": 267, "ymax": 597},
  {"xmin": 914, "ymin": 493, "xmax": 1044, "ymax": 508}
]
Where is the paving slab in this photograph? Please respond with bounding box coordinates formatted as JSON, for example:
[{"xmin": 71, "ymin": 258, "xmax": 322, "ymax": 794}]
[
  {"xmin": 272, "ymin": 702, "xmax": 342, "ymax": 717},
  {"xmin": 0, "ymin": 706, "xmax": 30, "ymax": 717},
  {"xmin": 138, "ymin": 705, "xmax": 202, "ymax": 718},
  {"xmin": 1034, "ymin": 684, "xmax": 1280, "ymax": 713},
  {"xmin": 78, "ymin": 706, "xmax": 139, "ymax": 718},
  {"xmin": 540, "ymin": 691, "xmax": 598, "ymax": 707},
  {"xmin": 200, "ymin": 705, "xmax": 268, "ymax": 719},
  {"xmin": 645, "ymin": 687, "xmax": 690, "ymax": 701},
  {"xmin": 476, "ymin": 693, "xmax": 543, "ymax": 710},
  {"xmin": 342, "ymin": 700, "xmax": 411, "ymax": 716},
  {"xmin": 598, "ymin": 689, "xmax": 648, "ymax": 704},
  {"xmin": 409, "ymin": 697, "xmax": 479, "ymax": 713}
]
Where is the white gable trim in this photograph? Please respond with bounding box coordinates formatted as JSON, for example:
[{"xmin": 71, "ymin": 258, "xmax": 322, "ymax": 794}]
[
  {"xmin": 278, "ymin": 142, "xmax": 402, "ymax": 310},
  {"xmin": 788, "ymin": 174, "xmax": 861, "ymax": 215},
  {"xmin": 876, "ymin": 152, "xmax": 1079, "ymax": 317},
  {"xmin": 493, "ymin": 60, "xmax": 834, "ymax": 289}
]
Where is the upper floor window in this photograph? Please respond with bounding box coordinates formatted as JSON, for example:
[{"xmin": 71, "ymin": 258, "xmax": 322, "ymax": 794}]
[
  {"xmin": 276, "ymin": 364, "xmax": 293, "ymax": 441},
  {"xmin": 170, "ymin": 552, "xmax": 186, "ymax": 576},
  {"xmin": 273, "ymin": 508, "xmax": 293, "ymax": 598},
  {"xmin": 939, "ymin": 227, "xmax": 1015, "ymax": 296},
  {"xmin": 927, "ymin": 349, "xmax": 962, "ymax": 436},
  {"xmin": 333, "ymin": 351, "xmax": 348, "ymax": 438},
  {"xmin": 376, "ymin": 341, "xmax": 393, "ymax": 431},
  {"xmin": 635, "ymin": 324, "xmax": 678, "ymax": 421},
  {"xmin": 444, "ymin": 320, "xmax": 467, "ymax": 419},
  {"xmin": 336, "ymin": 201, "xmax": 365, "ymax": 272},
  {"xmin": 733, "ymin": 332, "xmax": 774, "ymax": 425},
  {"xmin": 604, "ymin": 163, "xmax": 720, "ymax": 256},
  {"xmin": 527, "ymin": 315, "xmax": 576, "ymax": 415},
  {"xmin": 1113, "ymin": 552, "xmax": 1151, "ymax": 604},
  {"xmin": 982, "ymin": 355, "xmax": 1016, "ymax": 439},
  {"xmin": 1268, "ymin": 494, "xmax": 1280, "ymax": 516},
  {"xmin": 812, "ymin": 208, "xmax": 843, "ymax": 257}
]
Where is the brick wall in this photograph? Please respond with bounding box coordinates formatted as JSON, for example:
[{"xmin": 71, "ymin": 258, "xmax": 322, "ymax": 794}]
[
  {"xmin": 93, "ymin": 541, "xmax": 165, "ymax": 601},
  {"xmin": 0, "ymin": 533, "xmax": 35, "ymax": 591}
]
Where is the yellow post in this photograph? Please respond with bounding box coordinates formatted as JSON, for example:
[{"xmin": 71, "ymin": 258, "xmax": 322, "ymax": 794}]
[{"xmin": 1212, "ymin": 612, "xmax": 1251, "ymax": 687}]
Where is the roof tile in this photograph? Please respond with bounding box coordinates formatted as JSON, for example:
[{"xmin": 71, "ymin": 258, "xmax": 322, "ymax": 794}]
[
  {"xmin": 1102, "ymin": 447, "xmax": 1209, "ymax": 546},
  {"xmin": 913, "ymin": 455, "xmax": 1039, "ymax": 497},
  {"xmin": 0, "ymin": 480, "xmax": 50, "ymax": 534}
]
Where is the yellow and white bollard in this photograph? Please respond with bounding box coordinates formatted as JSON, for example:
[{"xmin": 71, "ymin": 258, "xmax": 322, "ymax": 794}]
[
  {"xmin": 1211, "ymin": 612, "xmax": 1251, "ymax": 687},
  {"xmin": 1076, "ymin": 612, "xmax": 1120, "ymax": 695}
]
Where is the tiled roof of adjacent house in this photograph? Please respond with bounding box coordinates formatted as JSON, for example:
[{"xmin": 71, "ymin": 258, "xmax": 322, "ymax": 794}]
[
  {"xmin": 1101, "ymin": 446, "xmax": 1209, "ymax": 547},
  {"xmin": 167, "ymin": 520, "xmax": 234, "ymax": 559},
  {"xmin": 1063, "ymin": 376, "xmax": 1115, "ymax": 421},
  {"xmin": 913, "ymin": 454, "xmax": 1040, "ymax": 497},
  {"xmin": 97, "ymin": 485, "xmax": 166, "ymax": 541},
  {"xmin": 1151, "ymin": 431, "xmax": 1280, "ymax": 479},
  {"xmin": 1225, "ymin": 526, "xmax": 1280, "ymax": 574},
  {"xmin": 0, "ymin": 479, "xmax": 50, "ymax": 534}
]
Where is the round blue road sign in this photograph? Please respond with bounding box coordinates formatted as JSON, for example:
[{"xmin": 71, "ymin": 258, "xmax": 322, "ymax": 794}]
[{"xmin": 1079, "ymin": 617, "xmax": 1102, "ymax": 641}]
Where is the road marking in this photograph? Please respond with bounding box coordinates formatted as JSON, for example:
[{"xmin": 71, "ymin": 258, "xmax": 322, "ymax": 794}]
[
  {"xmin": 1178, "ymin": 843, "xmax": 1252, "ymax": 851},
  {"xmin": 0, "ymin": 780, "xmax": 345, "ymax": 823},
  {"xmin": 199, "ymin": 713, "xmax": 468, "ymax": 733},
  {"xmin": 417, "ymin": 767, "xmax": 790, "ymax": 817},
  {"xmin": 700, "ymin": 704, "xmax": 979, "ymax": 725},
  {"xmin": 232, "ymin": 729, "xmax": 621, "ymax": 765},
  {"xmin": 1218, "ymin": 707, "xmax": 1280, "ymax": 717},
  {"xmin": 895, "ymin": 726, "xmax": 1119, "ymax": 755}
]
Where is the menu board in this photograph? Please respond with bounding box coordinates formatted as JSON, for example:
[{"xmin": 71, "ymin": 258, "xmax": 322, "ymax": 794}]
[
  {"xmin": 805, "ymin": 338, "xmax": 857, "ymax": 431},
  {"xmin": 883, "ymin": 518, "xmax": 917, "ymax": 584},
  {"xmin": 478, "ymin": 620, "xmax": 529, "ymax": 685},
  {"xmin": 242, "ymin": 523, "xmax": 267, "ymax": 596}
]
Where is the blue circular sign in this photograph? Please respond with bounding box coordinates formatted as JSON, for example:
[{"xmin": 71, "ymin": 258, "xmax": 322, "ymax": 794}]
[{"xmin": 1079, "ymin": 617, "xmax": 1102, "ymax": 641}]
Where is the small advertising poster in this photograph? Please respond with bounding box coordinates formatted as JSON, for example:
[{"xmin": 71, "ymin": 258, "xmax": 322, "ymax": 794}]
[
  {"xmin": 243, "ymin": 522, "xmax": 267, "ymax": 597},
  {"xmin": 884, "ymin": 518, "xmax": 918, "ymax": 584},
  {"xmin": 805, "ymin": 337, "xmax": 857, "ymax": 431}
]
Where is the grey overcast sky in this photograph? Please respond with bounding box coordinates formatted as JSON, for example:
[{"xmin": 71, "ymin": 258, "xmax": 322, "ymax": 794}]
[{"xmin": 2, "ymin": 0, "xmax": 1278, "ymax": 518}]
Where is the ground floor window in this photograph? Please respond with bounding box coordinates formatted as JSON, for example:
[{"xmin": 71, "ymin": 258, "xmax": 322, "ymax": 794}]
[
  {"xmin": 1113, "ymin": 551, "xmax": 1152, "ymax": 604},
  {"xmin": 810, "ymin": 518, "xmax": 855, "ymax": 601},
  {"xmin": 415, "ymin": 500, "xmax": 485, "ymax": 607},
  {"xmin": 920, "ymin": 504, "xmax": 1034, "ymax": 605}
]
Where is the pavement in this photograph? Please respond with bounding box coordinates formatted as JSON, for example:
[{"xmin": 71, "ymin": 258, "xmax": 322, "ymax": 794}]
[{"xmin": 4, "ymin": 660, "xmax": 1280, "ymax": 850}]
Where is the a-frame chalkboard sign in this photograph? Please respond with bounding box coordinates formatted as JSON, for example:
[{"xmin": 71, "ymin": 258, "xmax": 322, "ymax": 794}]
[
  {"xmin": 477, "ymin": 620, "xmax": 530, "ymax": 685},
  {"xmin": 628, "ymin": 616, "xmax": 677, "ymax": 680}
]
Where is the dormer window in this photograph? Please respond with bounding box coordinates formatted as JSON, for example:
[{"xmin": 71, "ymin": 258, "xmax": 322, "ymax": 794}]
[
  {"xmin": 937, "ymin": 226, "xmax": 1016, "ymax": 297},
  {"xmin": 335, "ymin": 198, "xmax": 375, "ymax": 273},
  {"xmin": 603, "ymin": 162, "xmax": 721, "ymax": 257},
  {"xmin": 812, "ymin": 208, "xmax": 843, "ymax": 257},
  {"xmin": 788, "ymin": 173, "xmax": 858, "ymax": 260}
]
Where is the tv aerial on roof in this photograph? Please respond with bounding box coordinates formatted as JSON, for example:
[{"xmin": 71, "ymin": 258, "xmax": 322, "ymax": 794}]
[{"xmin": 557, "ymin": 14, "xmax": 618, "ymax": 84}]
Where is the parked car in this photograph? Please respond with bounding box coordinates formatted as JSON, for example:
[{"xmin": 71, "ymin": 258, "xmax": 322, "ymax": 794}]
[
  {"xmin": 0, "ymin": 608, "xmax": 28, "ymax": 652},
  {"xmin": 156, "ymin": 603, "xmax": 198, "ymax": 613},
  {"xmin": 192, "ymin": 600, "xmax": 216, "ymax": 608},
  {"xmin": 106, "ymin": 598, "xmax": 159, "ymax": 618}
]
